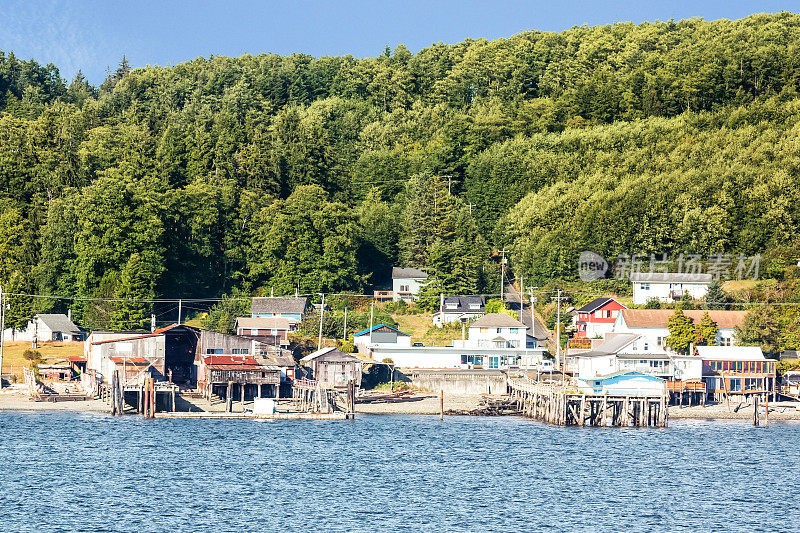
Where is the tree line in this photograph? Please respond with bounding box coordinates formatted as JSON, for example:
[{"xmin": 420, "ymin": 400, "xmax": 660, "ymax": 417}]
[{"xmin": 1, "ymin": 13, "xmax": 800, "ymax": 331}]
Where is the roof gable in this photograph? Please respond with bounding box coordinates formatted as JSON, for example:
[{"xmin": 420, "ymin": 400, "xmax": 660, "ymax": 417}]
[
  {"xmin": 251, "ymin": 297, "xmax": 309, "ymax": 315},
  {"xmin": 36, "ymin": 314, "xmax": 81, "ymax": 333},
  {"xmin": 301, "ymin": 347, "xmax": 362, "ymax": 363},
  {"xmin": 630, "ymin": 272, "xmax": 712, "ymax": 283},
  {"xmin": 391, "ymin": 267, "xmax": 429, "ymax": 279},
  {"xmin": 576, "ymin": 297, "xmax": 625, "ymax": 313},
  {"xmin": 353, "ymin": 324, "xmax": 410, "ymax": 337},
  {"xmin": 469, "ymin": 313, "xmax": 527, "ymax": 329}
]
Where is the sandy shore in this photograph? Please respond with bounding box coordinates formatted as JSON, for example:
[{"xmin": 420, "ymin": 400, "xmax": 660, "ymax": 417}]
[
  {"xmin": 355, "ymin": 393, "xmax": 487, "ymax": 415},
  {"xmin": 669, "ymin": 402, "xmax": 800, "ymax": 420},
  {"xmin": 3, "ymin": 386, "xmax": 799, "ymax": 421},
  {"xmin": 0, "ymin": 387, "xmax": 110, "ymax": 413}
]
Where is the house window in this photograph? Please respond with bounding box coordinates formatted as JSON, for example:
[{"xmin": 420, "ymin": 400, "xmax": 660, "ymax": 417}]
[
  {"xmin": 510, "ymin": 328, "xmax": 519, "ymax": 334},
  {"xmin": 611, "ymin": 310, "xmax": 619, "ymax": 318},
  {"xmin": 446, "ymin": 303, "xmax": 457, "ymax": 310},
  {"xmin": 720, "ymin": 337, "xmax": 731, "ymax": 346},
  {"xmin": 729, "ymin": 378, "xmax": 742, "ymax": 392},
  {"xmin": 480, "ymin": 327, "xmax": 488, "ymax": 334},
  {"xmin": 489, "ymin": 357, "xmax": 499, "ymax": 369},
  {"xmin": 207, "ymin": 348, "xmax": 223, "ymax": 354},
  {"xmin": 469, "ymin": 304, "xmax": 480, "ymax": 310},
  {"xmin": 644, "ymin": 343, "xmax": 649, "ymax": 351},
  {"xmin": 232, "ymin": 348, "xmax": 249, "ymax": 355},
  {"xmin": 657, "ymin": 337, "xmax": 664, "ymax": 347},
  {"xmin": 496, "ymin": 328, "xmax": 502, "ymax": 334},
  {"xmin": 641, "ymin": 283, "xmax": 650, "ymax": 290}
]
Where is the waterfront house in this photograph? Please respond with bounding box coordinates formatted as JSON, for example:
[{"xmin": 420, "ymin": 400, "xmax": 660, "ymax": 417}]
[
  {"xmin": 693, "ymin": 346, "xmax": 776, "ymax": 401},
  {"xmin": 301, "ymin": 347, "xmax": 363, "ymax": 388},
  {"xmin": 3, "ymin": 313, "xmax": 84, "ymax": 342},
  {"xmin": 369, "ymin": 344, "xmax": 547, "ymax": 370},
  {"xmin": 630, "ymin": 272, "xmax": 712, "ymax": 304},
  {"xmin": 572, "ymin": 297, "xmax": 626, "ymax": 340},
  {"xmin": 433, "ymin": 295, "xmax": 486, "ymax": 326},
  {"xmin": 611, "ymin": 309, "xmax": 746, "ymax": 352},
  {"xmin": 353, "ymin": 324, "xmax": 411, "ymax": 353},
  {"xmin": 235, "ymin": 316, "xmax": 293, "ymax": 346},
  {"xmin": 577, "ymin": 371, "xmax": 666, "ymax": 396},
  {"xmin": 250, "ymin": 296, "xmax": 310, "ymax": 323},
  {"xmin": 391, "ymin": 267, "xmax": 429, "ymax": 302},
  {"xmin": 466, "ymin": 314, "xmax": 528, "ymax": 349}
]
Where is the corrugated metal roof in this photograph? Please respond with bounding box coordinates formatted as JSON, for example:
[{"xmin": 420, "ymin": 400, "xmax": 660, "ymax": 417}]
[
  {"xmin": 109, "ymin": 356, "xmax": 150, "ymax": 364},
  {"xmin": 206, "ymin": 364, "xmax": 278, "ymax": 371},
  {"xmin": 202, "ymin": 355, "xmax": 258, "ymax": 366}
]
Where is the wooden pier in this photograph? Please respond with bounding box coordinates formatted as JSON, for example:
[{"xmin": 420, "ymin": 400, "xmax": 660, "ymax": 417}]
[
  {"xmin": 292, "ymin": 378, "xmax": 356, "ymax": 419},
  {"xmin": 508, "ymin": 379, "xmax": 669, "ymax": 427}
]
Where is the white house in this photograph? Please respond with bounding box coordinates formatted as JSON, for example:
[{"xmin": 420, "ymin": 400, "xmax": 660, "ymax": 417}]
[
  {"xmin": 611, "ymin": 309, "xmax": 746, "ymax": 354},
  {"xmin": 465, "ymin": 313, "xmax": 528, "ymax": 349},
  {"xmin": 369, "ymin": 345, "xmax": 546, "ymax": 370},
  {"xmin": 433, "ymin": 295, "xmax": 485, "ymax": 326},
  {"xmin": 353, "ymin": 324, "xmax": 412, "ymax": 353},
  {"xmin": 391, "ymin": 267, "xmax": 429, "ymax": 302},
  {"xmin": 630, "ymin": 272, "xmax": 712, "ymax": 304},
  {"xmin": 368, "ymin": 313, "xmax": 546, "ymax": 369},
  {"xmin": 3, "ymin": 313, "xmax": 84, "ymax": 342}
]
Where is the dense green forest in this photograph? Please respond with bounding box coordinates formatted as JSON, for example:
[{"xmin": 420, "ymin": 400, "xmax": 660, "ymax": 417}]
[{"xmin": 1, "ymin": 12, "xmax": 800, "ymax": 331}]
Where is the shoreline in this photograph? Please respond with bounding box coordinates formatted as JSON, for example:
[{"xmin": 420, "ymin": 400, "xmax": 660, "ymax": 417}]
[{"xmin": 2, "ymin": 390, "xmax": 799, "ymax": 421}]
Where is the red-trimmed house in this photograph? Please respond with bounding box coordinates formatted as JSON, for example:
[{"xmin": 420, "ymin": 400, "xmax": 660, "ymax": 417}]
[{"xmin": 573, "ymin": 298, "xmax": 626, "ymax": 340}]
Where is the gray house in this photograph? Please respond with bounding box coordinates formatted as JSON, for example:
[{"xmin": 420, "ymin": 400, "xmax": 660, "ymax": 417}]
[
  {"xmin": 251, "ymin": 297, "xmax": 310, "ymax": 323},
  {"xmin": 3, "ymin": 313, "xmax": 84, "ymax": 342},
  {"xmin": 433, "ymin": 295, "xmax": 486, "ymax": 326}
]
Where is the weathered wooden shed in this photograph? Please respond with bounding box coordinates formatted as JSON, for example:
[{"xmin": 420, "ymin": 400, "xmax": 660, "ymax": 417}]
[{"xmin": 301, "ymin": 347, "xmax": 363, "ymax": 389}]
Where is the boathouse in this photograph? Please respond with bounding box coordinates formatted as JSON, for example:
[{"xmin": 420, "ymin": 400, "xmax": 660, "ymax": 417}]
[
  {"xmin": 578, "ymin": 371, "xmax": 666, "ymax": 396},
  {"xmin": 196, "ymin": 354, "xmax": 281, "ymax": 402},
  {"xmin": 301, "ymin": 347, "xmax": 363, "ymax": 388}
]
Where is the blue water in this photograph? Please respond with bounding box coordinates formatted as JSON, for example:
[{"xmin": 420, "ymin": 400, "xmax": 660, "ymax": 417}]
[{"xmin": 1, "ymin": 412, "xmax": 799, "ymax": 532}]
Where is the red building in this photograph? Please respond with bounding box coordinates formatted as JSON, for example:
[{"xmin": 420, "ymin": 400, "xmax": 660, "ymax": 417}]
[{"xmin": 573, "ymin": 297, "xmax": 627, "ymax": 339}]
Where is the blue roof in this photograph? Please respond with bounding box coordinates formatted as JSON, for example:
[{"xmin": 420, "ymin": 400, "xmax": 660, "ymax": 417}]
[
  {"xmin": 593, "ymin": 371, "xmax": 664, "ymax": 383},
  {"xmin": 353, "ymin": 324, "xmax": 410, "ymax": 337}
]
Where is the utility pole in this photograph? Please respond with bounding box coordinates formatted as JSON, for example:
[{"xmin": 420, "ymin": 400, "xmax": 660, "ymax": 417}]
[
  {"xmin": 528, "ymin": 286, "xmax": 538, "ymax": 373},
  {"xmin": 0, "ymin": 285, "xmax": 4, "ymax": 390},
  {"xmin": 177, "ymin": 299, "xmax": 182, "ymax": 325},
  {"xmin": 343, "ymin": 307, "xmax": 348, "ymax": 341},
  {"xmin": 467, "ymin": 203, "xmax": 474, "ymax": 215},
  {"xmin": 317, "ymin": 293, "xmax": 325, "ymax": 349},
  {"xmin": 552, "ymin": 289, "xmax": 566, "ymax": 383},
  {"xmin": 368, "ymin": 301, "xmax": 374, "ymax": 346},
  {"xmin": 499, "ymin": 249, "xmax": 507, "ymax": 300}
]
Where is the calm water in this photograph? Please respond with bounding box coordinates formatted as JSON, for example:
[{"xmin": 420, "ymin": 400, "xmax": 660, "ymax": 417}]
[{"xmin": 1, "ymin": 412, "xmax": 799, "ymax": 532}]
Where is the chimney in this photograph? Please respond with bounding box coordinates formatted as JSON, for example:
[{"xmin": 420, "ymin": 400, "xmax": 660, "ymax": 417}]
[
  {"xmin": 67, "ymin": 309, "xmax": 72, "ymax": 321},
  {"xmin": 151, "ymin": 314, "xmax": 156, "ymax": 333}
]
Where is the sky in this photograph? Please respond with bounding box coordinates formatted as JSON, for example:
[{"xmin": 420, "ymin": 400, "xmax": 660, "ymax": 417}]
[{"xmin": 0, "ymin": 0, "xmax": 794, "ymax": 84}]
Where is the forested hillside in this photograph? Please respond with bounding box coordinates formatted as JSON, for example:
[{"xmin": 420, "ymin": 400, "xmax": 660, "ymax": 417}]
[{"xmin": 1, "ymin": 12, "xmax": 800, "ymax": 329}]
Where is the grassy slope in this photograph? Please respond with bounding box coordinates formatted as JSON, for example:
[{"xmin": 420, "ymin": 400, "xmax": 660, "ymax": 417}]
[
  {"xmin": 390, "ymin": 314, "xmax": 466, "ymax": 346},
  {"xmin": 0, "ymin": 342, "xmax": 84, "ymax": 382}
]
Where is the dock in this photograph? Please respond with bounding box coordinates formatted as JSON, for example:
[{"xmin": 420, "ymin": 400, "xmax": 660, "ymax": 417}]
[
  {"xmin": 154, "ymin": 411, "xmax": 347, "ymax": 420},
  {"xmin": 508, "ymin": 378, "xmax": 669, "ymax": 427}
]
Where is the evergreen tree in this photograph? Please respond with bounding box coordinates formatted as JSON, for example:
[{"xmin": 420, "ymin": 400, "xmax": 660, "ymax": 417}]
[{"xmin": 704, "ymin": 280, "xmax": 729, "ymax": 310}]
